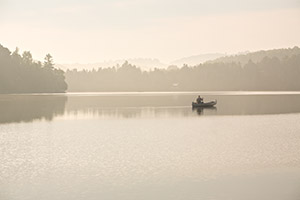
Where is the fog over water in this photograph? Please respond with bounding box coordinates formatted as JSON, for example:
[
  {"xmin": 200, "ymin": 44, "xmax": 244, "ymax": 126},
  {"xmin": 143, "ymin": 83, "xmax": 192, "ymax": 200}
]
[
  {"xmin": 1, "ymin": 92, "xmax": 300, "ymax": 124},
  {"xmin": 1, "ymin": 92, "xmax": 300, "ymax": 200}
]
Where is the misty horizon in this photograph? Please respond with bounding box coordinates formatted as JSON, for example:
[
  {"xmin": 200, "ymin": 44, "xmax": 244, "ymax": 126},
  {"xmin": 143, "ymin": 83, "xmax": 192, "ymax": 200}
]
[
  {"xmin": 1, "ymin": 1, "xmax": 300, "ymax": 200},
  {"xmin": 6, "ymin": 46, "xmax": 298, "ymax": 71},
  {"xmin": 55, "ymin": 47, "xmax": 297, "ymax": 71}
]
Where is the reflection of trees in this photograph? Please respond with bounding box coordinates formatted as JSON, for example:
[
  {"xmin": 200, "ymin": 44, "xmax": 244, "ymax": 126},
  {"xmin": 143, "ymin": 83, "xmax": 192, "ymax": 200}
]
[
  {"xmin": 65, "ymin": 95, "xmax": 197, "ymax": 118},
  {"xmin": 66, "ymin": 107, "xmax": 194, "ymax": 119},
  {"xmin": 2, "ymin": 94, "xmax": 300, "ymax": 124},
  {"xmin": 0, "ymin": 95, "xmax": 67, "ymax": 124},
  {"xmin": 64, "ymin": 94, "xmax": 300, "ymax": 118}
]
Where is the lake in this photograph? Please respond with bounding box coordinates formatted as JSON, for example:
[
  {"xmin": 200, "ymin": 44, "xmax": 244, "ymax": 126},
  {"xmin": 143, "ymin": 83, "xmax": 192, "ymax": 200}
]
[{"xmin": 1, "ymin": 92, "xmax": 300, "ymax": 200}]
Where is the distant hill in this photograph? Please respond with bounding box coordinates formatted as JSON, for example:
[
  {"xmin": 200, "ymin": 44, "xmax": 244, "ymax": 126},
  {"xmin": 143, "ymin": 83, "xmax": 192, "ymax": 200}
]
[
  {"xmin": 56, "ymin": 58, "xmax": 167, "ymax": 71},
  {"xmin": 56, "ymin": 54, "xmax": 227, "ymax": 71},
  {"xmin": 66, "ymin": 46, "xmax": 300, "ymax": 92},
  {"xmin": 56, "ymin": 47, "xmax": 300, "ymax": 72},
  {"xmin": 170, "ymin": 53, "xmax": 226, "ymax": 66},
  {"xmin": 207, "ymin": 46, "xmax": 300, "ymax": 65}
]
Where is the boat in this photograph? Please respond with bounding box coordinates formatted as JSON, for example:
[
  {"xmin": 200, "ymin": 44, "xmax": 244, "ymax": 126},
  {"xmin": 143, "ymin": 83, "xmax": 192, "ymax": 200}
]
[{"xmin": 192, "ymin": 100, "xmax": 217, "ymax": 108}]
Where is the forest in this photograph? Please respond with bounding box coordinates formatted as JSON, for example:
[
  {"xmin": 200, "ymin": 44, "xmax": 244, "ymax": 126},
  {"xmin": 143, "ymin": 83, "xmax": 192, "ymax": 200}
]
[
  {"xmin": 0, "ymin": 44, "xmax": 67, "ymax": 93},
  {"xmin": 66, "ymin": 47, "xmax": 300, "ymax": 91},
  {"xmin": 210, "ymin": 46, "xmax": 300, "ymax": 65},
  {"xmin": 1, "ymin": 44, "xmax": 300, "ymax": 93}
]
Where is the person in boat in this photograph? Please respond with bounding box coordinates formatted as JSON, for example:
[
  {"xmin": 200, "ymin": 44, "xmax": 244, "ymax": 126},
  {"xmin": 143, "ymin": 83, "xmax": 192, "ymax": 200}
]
[{"xmin": 196, "ymin": 95, "xmax": 203, "ymax": 104}]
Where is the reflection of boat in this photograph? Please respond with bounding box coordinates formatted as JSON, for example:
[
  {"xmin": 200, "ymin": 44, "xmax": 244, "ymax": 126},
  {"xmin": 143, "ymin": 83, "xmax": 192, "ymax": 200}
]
[
  {"xmin": 192, "ymin": 100, "xmax": 217, "ymax": 108},
  {"xmin": 192, "ymin": 106, "xmax": 217, "ymax": 115}
]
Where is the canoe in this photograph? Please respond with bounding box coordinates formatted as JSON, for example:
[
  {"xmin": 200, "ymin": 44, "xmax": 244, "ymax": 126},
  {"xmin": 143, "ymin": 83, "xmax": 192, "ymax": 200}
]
[{"xmin": 192, "ymin": 100, "xmax": 217, "ymax": 108}]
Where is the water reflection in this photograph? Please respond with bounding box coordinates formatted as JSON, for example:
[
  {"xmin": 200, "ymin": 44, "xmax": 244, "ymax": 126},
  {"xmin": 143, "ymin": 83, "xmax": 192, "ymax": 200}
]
[
  {"xmin": 0, "ymin": 95, "xmax": 66, "ymax": 124},
  {"xmin": 65, "ymin": 94, "xmax": 300, "ymax": 118},
  {"xmin": 192, "ymin": 107, "xmax": 217, "ymax": 115},
  {"xmin": 1, "ymin": 93, "xmax": 300, "ymax": 123}
]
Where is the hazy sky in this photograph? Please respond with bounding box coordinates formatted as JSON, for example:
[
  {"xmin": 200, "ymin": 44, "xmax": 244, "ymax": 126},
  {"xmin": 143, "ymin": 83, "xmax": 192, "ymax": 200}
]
[{"xmin": 1, "ymin": 0, "xmax": 300, "ymax": 63}]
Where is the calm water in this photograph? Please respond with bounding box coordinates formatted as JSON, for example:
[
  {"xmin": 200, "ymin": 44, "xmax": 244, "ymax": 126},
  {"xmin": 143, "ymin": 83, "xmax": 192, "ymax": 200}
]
[{"xmin": 1, "ymin": 92, "xmax": 300, "ymax": 200}]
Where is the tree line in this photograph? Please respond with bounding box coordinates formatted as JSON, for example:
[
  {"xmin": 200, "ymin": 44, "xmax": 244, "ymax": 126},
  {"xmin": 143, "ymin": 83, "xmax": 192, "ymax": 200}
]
[
  {"xmin": 210, "ymin": 46, "xmax": 300, "ymax": 65},
  {"xmin": 0, "ymin": 44, "xmax": 67, "ymax": 93},
  {"xmin": 66, "ymin": 52, "xmax": 300, "ymax": 91},
  {"xmin": 1, "ymin": 44, "xmax": 300, "ymax": 93}
]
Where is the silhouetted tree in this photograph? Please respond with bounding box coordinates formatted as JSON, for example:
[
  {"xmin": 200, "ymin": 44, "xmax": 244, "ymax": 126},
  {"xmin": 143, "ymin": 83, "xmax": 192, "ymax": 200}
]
[
  {"xmin": 0, "ymin": 44, "xmax": 67, "ymax": 93},
  {"xmin": 44, "ymin": 53, "xmax": 54, "ymax": 69}
]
